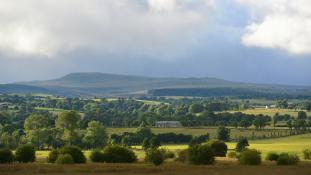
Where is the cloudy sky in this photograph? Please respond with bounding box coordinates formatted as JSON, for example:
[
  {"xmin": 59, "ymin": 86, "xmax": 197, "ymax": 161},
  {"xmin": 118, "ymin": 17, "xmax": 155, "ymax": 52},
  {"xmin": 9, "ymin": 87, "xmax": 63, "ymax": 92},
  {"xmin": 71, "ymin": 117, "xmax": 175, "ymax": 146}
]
[{"xmin": 0, "ymin": 0, "xmax": 311, "ymax": 85}]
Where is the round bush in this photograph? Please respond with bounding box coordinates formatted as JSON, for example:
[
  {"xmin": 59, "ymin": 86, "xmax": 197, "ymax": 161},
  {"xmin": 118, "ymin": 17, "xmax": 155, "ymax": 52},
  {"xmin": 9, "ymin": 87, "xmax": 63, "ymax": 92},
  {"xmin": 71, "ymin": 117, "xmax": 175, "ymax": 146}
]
[
  {"xmin": 164, "ymin": 151, "xmax": 175, "ymax": 159},
  {"xmin": 102, "ymin": 145, "xmax": 137, "ymax": 163},
  {"xmin": 227, "ymin": 151, "xmax": 237, "ymax": 158},
  {"xmin": 59, "ymin": 146, "xmax": 86, "ymax": 164},
  {"xmin": 188, "ymin": 144, "xmax": 215, "ymax": 165},
  {"xmin": 55, "ymin": 154, "xmax": 74, "ymax": 164},
  {"xmin": 145, "ymin": 149, "xmax": 165, "ymax": 166},
  {"xmin": 209, "ymin": 140, "xmax": 228, "ymax": 157},
  {"xmin": 176, "ymin": 149, "xmax": 188, "ymax": 162},
  {"xmin": 47, "ymin": 149, "xmax": 59, "ymax": 163},
  {"xmin": 90, "ymin": 150, "xmax": 104, "ymax": 163},
  {"xmin": 239, "ymin": 149, "xmax": 261, "ymax": 165},
  {"xmin": 277, "ymin": 153, "xmax": 300, "ymax": 165},
  {"xmin": 0, "ymin": 148, "xmax": 14, "ymax": 163},
  {"xmin": 266, "ymin": 152, "xmax": 279, "ymax": 161},
  {"xmin": 15, "ymin": 144, "xmax": 36, "ymax": 163}
]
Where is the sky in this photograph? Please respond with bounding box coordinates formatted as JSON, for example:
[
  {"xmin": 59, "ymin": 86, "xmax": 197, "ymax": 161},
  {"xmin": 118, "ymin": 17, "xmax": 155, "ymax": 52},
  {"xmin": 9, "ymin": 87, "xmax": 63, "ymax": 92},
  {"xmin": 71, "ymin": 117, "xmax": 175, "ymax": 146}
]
[{"xmin": 0, "ymin": 0, "xmax": 311, "ymax": 86}]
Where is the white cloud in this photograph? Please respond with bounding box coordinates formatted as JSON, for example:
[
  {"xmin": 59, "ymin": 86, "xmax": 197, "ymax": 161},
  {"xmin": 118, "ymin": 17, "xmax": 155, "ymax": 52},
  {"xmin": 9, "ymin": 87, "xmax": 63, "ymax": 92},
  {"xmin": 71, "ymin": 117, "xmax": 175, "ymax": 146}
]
[
  {"xmin": 237, "ymin": 0, "xmax": 311, "ymax": 55},
  {"xmin": 0, "ymin": 0, "xmax": 213, "ymax": 59}
]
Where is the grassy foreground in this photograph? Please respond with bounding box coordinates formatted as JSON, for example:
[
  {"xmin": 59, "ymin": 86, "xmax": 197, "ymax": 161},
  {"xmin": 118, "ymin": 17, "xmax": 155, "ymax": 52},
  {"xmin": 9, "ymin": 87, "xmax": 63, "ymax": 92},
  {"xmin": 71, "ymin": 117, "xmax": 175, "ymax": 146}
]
[{"xmin": 0, "ymin": 161, "xmax": 311, "ymax": 175}]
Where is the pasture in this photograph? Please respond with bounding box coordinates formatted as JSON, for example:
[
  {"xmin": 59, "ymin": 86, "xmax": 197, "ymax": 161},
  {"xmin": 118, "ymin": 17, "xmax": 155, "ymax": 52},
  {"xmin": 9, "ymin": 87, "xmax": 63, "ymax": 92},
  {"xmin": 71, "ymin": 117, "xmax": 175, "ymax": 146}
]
[
  {"xmin": 226, "ymin": 108, "xmax": 311, "ymax": 117},
  {"xmin": 1, "ymin": 161, "xmax": 311, "ymax": 175}
]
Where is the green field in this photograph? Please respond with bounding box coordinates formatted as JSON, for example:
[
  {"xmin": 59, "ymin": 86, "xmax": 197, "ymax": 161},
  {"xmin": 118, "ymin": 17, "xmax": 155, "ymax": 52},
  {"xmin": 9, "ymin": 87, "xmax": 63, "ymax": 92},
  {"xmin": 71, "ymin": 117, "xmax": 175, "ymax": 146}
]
[
  {"xmin": 34, "ymin": 133, "xmax": 311, "ymax": 162},
  {"xmin": 159, "ymin": 133, "xmax": 311, "ymax": 159},
  {"xmin": 226, "ymin": 108, "xmax": 311, "ymax": 117}
]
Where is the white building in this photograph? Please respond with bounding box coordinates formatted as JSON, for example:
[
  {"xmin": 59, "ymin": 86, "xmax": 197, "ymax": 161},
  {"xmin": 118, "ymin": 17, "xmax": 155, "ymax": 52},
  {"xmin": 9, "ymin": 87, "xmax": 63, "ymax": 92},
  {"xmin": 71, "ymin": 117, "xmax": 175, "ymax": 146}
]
[{"xmin": 155, "ymin": 121, "xmax": 182, "ymax": 128}]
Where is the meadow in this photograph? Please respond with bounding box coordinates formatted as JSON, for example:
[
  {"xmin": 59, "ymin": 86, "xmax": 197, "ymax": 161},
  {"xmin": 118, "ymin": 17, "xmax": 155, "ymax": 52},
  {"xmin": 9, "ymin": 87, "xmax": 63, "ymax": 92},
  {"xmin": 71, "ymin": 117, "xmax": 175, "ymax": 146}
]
[{"xmin": 226, "ymin": 108, "xmax": 311, "ymax": 117}]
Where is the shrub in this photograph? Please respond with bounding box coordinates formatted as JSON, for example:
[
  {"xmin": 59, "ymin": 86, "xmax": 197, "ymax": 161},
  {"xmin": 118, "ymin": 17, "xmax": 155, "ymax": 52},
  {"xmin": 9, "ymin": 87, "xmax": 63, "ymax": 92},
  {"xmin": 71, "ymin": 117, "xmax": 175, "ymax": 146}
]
[
  {"xmin": 90, "ymin": 150, "xmax": 104, "ymax": 163},
  {"xmin": 0, "ymin": 148, "xmax": 14, "ymax": 163},
  {"xmin": 227, "ymin": 151, "xmax": 237, "ymax": 158},
  {"xmin": 145, "ymin": 149, "xmax": 165, "ymax": 166},
  {"xmin": 277, "ymin": 153, "xmax": 300, "ymax": 165},
  {"xmin": 102, "ymin": 145, "xmax": 137, "ymax": 163},
  {"xmin": 209, "ymin": 140, "xmax": 227, "ymax": 157},
  {"xmin": 59, "ymin": 146, "xmax": 86, "ymax": 164},
  {"xmin": 164, "ymin": 151, "xmax": 175, "ymax": 159},
  {"xmin": 55, "ymin": 154, "xmax": 74, "ymax": 164},
  {"xmin": 266, "ymin": 152, "xmax": 279, "ymax": 161},
  {"xmin": 15, "ymin": 144, "xmax": 36, "ymax": 163},
  {"xmin": 47, "ymin": 149, "xmax": 59, "ymax": 163},
  {"xmin": 239, "ymin": 149, "xmax": 261, "ymax": 165},
  {"xmin": 303, "ymin": 149, "xmax": 311, "ymax": 160},
  {"xmin": 176, "ymin": 149, "xmax": 188, "ymax": 162},
  {"xmin": 188, "ymin": 144, "xmax": 215, "ymax": 165}
]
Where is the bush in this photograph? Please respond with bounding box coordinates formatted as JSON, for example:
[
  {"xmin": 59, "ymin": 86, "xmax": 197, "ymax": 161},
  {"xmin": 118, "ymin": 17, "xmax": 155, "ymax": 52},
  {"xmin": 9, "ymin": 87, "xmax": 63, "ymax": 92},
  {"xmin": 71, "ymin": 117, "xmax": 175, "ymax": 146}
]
[
  {"xmin": 227, "ymin": 151, "xmax": 237, "ymax": 158},
  {"xmin": 0, "ymin": 148, "xmax": 14, "ymax": 163},
  {"xmin": 164, "ymin": 151, "xmax": 175, "ymax": 159},
  {"xmin": 15, "ymin": 144, "xmax": 36, "ymax": 163},
  {"xmin": 59, "ymin": 146, "xmax": 86, "ymax": 164},
  {"xmin": 209, "ymin": 140, "xmax": 227, "ymax": 157},
  {"xmin": 102, "ymin": 145, "xmax": 137, "ymax": 163},
  {"xmin": 303, "ymin": 149, "xmax": 311, "ymax": 160},
  {"xmin": 145, "ymin": 149, "xmax": 165, "ymax": 166},
  {"xmin": 277, "ymin": 153, "xmax": 300, "ymax": 165},
  {"xmin": 266, "ymin": 152, "xmax": 279, "ymax": 161},
  {"xmin": 90, "ymin": 150, "xmax": 104, "ymax": 163},
  {"xmin": 188, "ymin": 144, "xmax": 215, "ymax": 165},
  {"xmin": 239, "ymin": 149, "xmax": 261, "ymax": 165},
  {"xmin": 176, "ymin": 149, "xmax": 188, "ymax": 162},
  {"xmin": 55, "ymin": 154, "xmax": 74, "ymax": 164},
  {"xmin": 47, "ymin": 149, "xmax": 59, "ymax": 163}
]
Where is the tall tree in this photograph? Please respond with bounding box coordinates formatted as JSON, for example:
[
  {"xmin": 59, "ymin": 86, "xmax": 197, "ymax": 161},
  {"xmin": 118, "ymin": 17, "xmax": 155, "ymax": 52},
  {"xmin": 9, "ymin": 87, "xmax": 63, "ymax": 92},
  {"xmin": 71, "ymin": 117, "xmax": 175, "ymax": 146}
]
[
  {"xmin": 83, "ymin": 121, "xmax": 108, "ymax": 149},
  {"xmin": 56, "ymin": 111, "xmax": 81, "ymax": 145},
  {"xmin": 24, "ymin": 114, "xmax": 49, "ymax": 149}
]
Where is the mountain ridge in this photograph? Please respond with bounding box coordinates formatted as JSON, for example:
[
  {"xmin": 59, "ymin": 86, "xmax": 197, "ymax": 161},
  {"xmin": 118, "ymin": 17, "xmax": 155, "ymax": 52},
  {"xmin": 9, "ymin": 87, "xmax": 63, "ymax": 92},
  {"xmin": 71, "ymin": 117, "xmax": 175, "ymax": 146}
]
[{"xmin": 0, "ymin": 72, "xmax": 310, "ymax": 98}]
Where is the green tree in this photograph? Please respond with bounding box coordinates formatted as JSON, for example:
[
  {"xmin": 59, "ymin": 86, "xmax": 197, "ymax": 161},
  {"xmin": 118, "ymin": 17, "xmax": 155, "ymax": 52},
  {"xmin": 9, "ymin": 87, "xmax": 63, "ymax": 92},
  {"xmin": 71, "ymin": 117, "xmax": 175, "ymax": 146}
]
[
  {"xmin": 236, "ymin": 138, "xmax": 249, "ymax": 152},
  {"xmin": 56, "ymin": 111, "xmax": 81, "ymax": 145},
  {"xmin": 83, "ymin": 121, "xmax": 108, "ymax": 149},
  {"xmin": 298, "ymin": 111, "xmax": 307, "ymax": 120},
  {"xmin": 24, "ymin": 114, "xmax": 49, "ymax": 149},
  {"xmin": 217, "ymin": 126, "xmax": 230, "ymax": 141}
]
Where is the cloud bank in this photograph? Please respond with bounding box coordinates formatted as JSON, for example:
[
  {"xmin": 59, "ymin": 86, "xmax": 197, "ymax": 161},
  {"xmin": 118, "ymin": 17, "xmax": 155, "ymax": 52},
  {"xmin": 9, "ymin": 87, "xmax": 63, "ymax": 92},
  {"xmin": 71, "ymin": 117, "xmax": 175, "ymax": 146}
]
[
  {"xmin": 238, "ymin": 0, "xmax": 311, "ymax": 55},
  {"xmin": 0, "ymin": 0, "xmax": 213, "ymax": 59}
]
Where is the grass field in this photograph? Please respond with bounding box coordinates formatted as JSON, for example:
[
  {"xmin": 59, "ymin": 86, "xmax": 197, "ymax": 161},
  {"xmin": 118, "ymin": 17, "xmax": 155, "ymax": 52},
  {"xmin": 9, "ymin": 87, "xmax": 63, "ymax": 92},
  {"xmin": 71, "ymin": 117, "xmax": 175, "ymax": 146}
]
[
  {"xmin": 1, "ymin": 161, "xmax": 311, "ymax": 175},
  {"xmin": 34, "ymin": 133, "xmax": 311, "ymax": 163},
  {"xmin": 226, "ymin": 108, "xmax": 311, "ymax": 117}
]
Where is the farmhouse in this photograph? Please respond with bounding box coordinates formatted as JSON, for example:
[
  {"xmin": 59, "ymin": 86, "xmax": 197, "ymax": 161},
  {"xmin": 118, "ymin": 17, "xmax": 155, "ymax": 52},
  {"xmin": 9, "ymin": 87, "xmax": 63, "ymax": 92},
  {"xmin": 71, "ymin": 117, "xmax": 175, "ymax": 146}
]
[{"xmin": 155, "ymin": 121, "xmax": 182, "ymax": 128}]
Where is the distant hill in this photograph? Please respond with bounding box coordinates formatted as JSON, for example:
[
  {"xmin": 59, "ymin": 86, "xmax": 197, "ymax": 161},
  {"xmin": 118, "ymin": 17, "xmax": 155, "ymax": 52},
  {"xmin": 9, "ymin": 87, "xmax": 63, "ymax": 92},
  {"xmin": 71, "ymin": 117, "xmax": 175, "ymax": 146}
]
[{"xmin": 0, "ymin": 72, "xmax": 310, "ymax": 98}]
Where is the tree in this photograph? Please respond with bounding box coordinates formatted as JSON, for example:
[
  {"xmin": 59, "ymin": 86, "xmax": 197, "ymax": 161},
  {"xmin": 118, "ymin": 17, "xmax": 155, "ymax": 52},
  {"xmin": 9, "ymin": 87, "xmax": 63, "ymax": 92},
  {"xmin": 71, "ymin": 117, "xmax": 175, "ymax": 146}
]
[
  {"xmin": 236, "ymin": 138, "xmax": 249, "ymax": 152},
  {"xmin": 24, "ymin": 114, "xmax": 49, "ymax": 149},
  {"xmin": 239, "ymin": 118, "xmax": 252, "ymax": 129},
  {"xmin": 217, "ymin": 126, "xmax": 230, "ymax": 141},
  {"xmin": 189, "ymin": 104, "xmax": 204, "ymax": 113},
  {"xmin": 298, "ymin": 111, "xmax": 307, "ymax": 120},
  {"xmin": 287, "ymin": 120, "xmax": 293, "ymax": 130},
  {"xmin": 83, "ymin": 121, "xmax": 108, "ymax": 149},
  {"xmin": 56, "ymin": 111, "xmax": 81, "ymax": 145}
]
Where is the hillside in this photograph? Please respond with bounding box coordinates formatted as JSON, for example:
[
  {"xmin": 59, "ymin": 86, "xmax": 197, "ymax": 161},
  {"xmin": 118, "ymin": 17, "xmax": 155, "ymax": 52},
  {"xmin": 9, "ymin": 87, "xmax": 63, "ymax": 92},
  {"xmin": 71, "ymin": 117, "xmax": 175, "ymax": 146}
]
[{"xmin": 0, "ymin": 72, "xmax": 310, "ymax": 97}]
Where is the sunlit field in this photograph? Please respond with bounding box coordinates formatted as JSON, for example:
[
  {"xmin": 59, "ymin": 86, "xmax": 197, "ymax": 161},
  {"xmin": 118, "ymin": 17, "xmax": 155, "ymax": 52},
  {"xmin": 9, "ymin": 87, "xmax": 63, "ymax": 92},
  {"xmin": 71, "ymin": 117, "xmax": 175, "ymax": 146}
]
[{"xmin": 226, "ymin": 108, "xmax": 311, "ymax": 117}]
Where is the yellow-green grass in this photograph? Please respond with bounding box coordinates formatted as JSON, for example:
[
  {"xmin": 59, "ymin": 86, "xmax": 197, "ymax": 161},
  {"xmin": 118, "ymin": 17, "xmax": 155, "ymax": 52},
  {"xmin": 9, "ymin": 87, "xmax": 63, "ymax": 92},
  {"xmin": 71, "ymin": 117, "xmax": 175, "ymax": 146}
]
[{"xmin": 225, "ymin": 108, "xmax": 311, "ymax": 117}]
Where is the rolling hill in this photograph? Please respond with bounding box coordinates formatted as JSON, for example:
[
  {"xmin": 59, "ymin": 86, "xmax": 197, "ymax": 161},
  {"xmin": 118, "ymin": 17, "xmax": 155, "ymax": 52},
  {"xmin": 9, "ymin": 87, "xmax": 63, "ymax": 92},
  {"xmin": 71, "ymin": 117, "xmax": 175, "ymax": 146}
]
[{"xmin": 0, "ymin": 72, "xmax": 311, "ymax": 98}]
